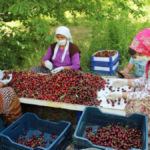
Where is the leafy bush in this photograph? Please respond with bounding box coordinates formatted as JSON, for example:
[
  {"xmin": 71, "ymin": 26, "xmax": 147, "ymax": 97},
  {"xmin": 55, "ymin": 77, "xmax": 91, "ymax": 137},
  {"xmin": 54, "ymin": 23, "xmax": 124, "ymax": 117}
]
[
  {"xmin": 79, "ymin": 6, "xmax": 149, "ymax": 72},
  {"xmin": 0, "ymin": 23, "xmax": 34, "ymax": 70},
  {"xmin": 0, "ymin": 18, "xmax": 55, "ymax": 70}
]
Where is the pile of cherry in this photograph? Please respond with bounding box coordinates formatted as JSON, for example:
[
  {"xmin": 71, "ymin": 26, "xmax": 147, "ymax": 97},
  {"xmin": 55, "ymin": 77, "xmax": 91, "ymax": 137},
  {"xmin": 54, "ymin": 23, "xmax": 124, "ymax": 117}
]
[
  {"xmin": 4, "ymin": 70, "xmax": 106, "ymax": 106},
  {"xmin": 85, "ymin": 123, "xmax": 142, "ymax": 149},
  {"xmin": 94, "ymin": 50, "xmax": 117, "ymax": 57},
  {"xmin": 15, "ymin": 131, "xmax": 56, "ymax": 148}
]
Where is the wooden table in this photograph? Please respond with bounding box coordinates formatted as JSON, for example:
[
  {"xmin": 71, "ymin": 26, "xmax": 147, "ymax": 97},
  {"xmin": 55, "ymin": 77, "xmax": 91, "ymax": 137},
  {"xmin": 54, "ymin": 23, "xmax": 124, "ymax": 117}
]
[
  {"xmin": 19, "ymin": 76, "xmax": 127, "ymax": 116},
  {"xmin": 19, "ymin": 97, "xmax": 126, "ymax": 116}
]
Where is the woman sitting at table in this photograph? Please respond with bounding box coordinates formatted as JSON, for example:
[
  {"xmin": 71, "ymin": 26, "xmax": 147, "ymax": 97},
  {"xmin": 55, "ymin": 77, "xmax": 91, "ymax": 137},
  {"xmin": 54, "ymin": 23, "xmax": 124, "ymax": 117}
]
[
  {"xmin": 30, "ymin": 26, "xmax": 81, "ymax": 74},
  {"xmin": 0, "ymin": 71, "xmax": 22, "ymax": 124}
]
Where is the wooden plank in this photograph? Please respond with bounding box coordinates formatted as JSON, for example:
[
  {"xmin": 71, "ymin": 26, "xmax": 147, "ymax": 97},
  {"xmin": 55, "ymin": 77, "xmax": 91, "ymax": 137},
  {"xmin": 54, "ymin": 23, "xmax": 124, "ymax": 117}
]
[{"xmin": 19, "ymin": 98, "xmax": 126, "ymax": 116}]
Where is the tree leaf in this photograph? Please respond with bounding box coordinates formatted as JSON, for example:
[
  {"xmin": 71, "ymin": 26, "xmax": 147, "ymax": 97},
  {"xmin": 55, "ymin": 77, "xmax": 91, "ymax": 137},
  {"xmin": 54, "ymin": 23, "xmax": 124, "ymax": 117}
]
[
  {"xmin": 13, "ymin": 5, "xmax": 19, "ymax": 15},
  {"xmin": 19, "ymin": 6, "xmax": 24, "ymax": 14},
  {"xmin": 45, "ymin": 35, "xmax": 49, "ymax": 41},
  {"xmin": 9, "ymin": 4, "xmax": 17, "ymax": 12},
  {"xmin": 40, "ymin": 1, "xmax": 48, "ymax": 11}
]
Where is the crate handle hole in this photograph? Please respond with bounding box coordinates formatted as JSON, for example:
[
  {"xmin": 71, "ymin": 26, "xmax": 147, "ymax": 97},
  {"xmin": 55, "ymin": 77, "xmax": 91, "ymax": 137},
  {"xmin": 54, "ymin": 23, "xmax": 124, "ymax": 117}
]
[{"xmin": 12, "ymin": 123, "xmax": 20, "ymax": 130}]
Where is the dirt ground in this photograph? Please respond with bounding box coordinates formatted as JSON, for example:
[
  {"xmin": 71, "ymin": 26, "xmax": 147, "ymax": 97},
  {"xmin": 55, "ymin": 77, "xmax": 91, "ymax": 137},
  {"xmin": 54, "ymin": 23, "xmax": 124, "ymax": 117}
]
[{"xmin": 66, "ymin": 143, "xmax": 74, "ymax": 150}]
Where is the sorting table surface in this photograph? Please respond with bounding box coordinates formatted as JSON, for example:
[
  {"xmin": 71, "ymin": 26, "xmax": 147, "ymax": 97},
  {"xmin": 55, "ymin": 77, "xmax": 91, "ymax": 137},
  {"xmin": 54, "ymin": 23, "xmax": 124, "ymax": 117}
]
[{"xmin": 97, "ymin": 78, "xmax": 132, "ymax": 110}]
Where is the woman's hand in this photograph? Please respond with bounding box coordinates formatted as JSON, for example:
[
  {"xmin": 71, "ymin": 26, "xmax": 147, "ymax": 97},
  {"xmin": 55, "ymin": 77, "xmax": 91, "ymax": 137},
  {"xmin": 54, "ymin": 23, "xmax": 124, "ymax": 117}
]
[
  {"xmin": 1, "ymin": 74, "xmax": 12, "ymax": 85},
  {"xmin": 104, "ymin": 92, "xmax": 128, "ymax": 100},
  {"xmin": 124, "ymin": 74, "xmax": 133, "ymax": 79},
  {"xmin": 118, "ymin": 71, "xmax": 125, "ymax": 78},
  {"xmin": 51, "ymin": 67, "xmax": 64, "ymax": 74},
  {"xmin": 0, "ymin": 81, "xmax": 4, "ymax": 88},
  {"xmin": 111, "ymin": 79, "xmax": 128, "ymax": 88},
  {"xmin": 44, "ymin": 60, "xmax": 53, "ymax": 70},
  {"xmin": 104, "ymin": 92, "xmax": 122, "ymax": 100}
]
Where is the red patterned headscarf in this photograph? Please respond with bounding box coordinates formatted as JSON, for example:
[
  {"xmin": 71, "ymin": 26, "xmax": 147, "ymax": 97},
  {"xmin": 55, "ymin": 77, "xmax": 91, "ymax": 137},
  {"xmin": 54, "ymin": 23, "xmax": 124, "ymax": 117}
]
[{"xmin": 130, "ymin": 28, "xmax": 150, "ymax": 78}]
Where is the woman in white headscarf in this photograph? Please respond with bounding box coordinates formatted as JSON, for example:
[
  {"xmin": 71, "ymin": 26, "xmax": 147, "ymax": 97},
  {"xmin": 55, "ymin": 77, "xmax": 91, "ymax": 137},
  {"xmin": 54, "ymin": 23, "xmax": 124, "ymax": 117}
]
[{"xmin": 30, "ymin": 26, "xmax": 81, "ymax": 74}]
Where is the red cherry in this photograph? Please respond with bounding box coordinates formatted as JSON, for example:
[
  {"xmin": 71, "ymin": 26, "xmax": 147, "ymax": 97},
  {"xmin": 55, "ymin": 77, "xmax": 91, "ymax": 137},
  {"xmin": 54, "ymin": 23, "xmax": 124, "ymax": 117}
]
[{"xmin": 23, "ymin": 132, "xmax": 26, "ymax": 136}]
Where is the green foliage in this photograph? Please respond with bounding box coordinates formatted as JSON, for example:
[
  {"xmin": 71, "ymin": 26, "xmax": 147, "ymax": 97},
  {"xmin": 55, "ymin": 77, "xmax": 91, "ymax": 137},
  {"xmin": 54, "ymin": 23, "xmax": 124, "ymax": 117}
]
[
  {"xmin": 0, "ymin": 0, "xmax": 149, "ymax": 72},
  {"xmin": 0, "ymin": 20, "xmax": 54, "ymax": 70},
  {"xmin": 79, "ymin": 0, "xmax": 149, "ymax": 73}
]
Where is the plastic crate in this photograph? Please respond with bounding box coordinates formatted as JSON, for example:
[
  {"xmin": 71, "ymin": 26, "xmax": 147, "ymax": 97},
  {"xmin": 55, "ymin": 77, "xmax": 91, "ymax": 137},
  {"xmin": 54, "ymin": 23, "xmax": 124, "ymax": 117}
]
[
  {"xmin": 0, "ymin": 112, "xmax": 72, "ymax": 150},
  {"xmin": 0, "ymin": 115, "xmax": 4, "ymax": 133},
  {"xmin": 0, "ymin": 115, "xmax": 4, "ymax": 150},
  {"xmin": 74, "ymin": 106, "xmax": 148, "ymax": 150},
  {"xmin": 77, "ymin": 111, "xmax": 82, "ymax": 123},
  {"xmin": 91, "ymin": 50, "xmax": 120, "ymax": 67},
  {"xmin": 92, "ymin": 61, "xmax": 119, "ymax": 76}
]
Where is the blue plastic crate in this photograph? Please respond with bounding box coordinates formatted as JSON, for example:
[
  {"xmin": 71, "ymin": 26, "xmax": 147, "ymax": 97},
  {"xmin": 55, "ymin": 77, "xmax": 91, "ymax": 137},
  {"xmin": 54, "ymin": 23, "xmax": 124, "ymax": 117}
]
[
  {"xmin": 0, "ymin": 112, "xmax": 72, "ymax": 150},
  {"xmin": 0, "ymin": 115, "xmax": 4, "ymax": 150},
  {"xmin": 0, "ymin": 115, "xmax": 4, "ymax": 133},
  {"xmin": 91, "ymin": 50, "xmax": 120, "ymax": 67},
  {"xmin": 74, "ymin": 106, "xmax": 148, "ymax": 150},
  {"xmin": 92, "ymin": 61, "xmax": 119, "ymax": 76},
  {"xmin": 77, "ymin": 111, "xmax": 82, "ymax": 123}
]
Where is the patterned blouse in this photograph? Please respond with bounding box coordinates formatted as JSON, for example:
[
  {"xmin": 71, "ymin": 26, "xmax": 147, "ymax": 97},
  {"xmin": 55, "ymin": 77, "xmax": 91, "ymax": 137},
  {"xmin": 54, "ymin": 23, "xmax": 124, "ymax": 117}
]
[{"xmin": 127, "ymin": 65, "xmax": 150, "ymax": 100}]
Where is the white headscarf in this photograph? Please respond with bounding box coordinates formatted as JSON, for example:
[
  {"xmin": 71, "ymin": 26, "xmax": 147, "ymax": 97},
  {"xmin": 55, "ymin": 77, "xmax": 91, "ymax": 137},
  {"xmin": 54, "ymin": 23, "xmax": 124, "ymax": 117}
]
[{"xmin": 52, "ymin": 26, "xmax": 73, "ymax": 62}]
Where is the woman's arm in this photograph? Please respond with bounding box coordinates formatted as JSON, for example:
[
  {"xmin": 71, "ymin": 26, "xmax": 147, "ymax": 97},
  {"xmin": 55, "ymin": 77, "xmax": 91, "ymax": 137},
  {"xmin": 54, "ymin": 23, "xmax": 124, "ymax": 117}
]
[
  {"xmin": 122, "ymin": 77, "xmax": 145, "ymax": 99},
  {"xmin": 69, "ymin": 53, "xmax": 80, "ymax": 70},
  {"xmin": 129, "ymin": 77, "xmax": 146, "ymax": 88},
  {"xmin": 123, "ymin": 74, "xmax": 148, "ymax": 100},
  {"xmin": 119, "ymin": 58, "xmax": 134, "ymax": 78},
  {"xmin": 62, "ymin": 53, "xmax": 80, "ymax": 70},
  {"xmin": 121, "ymin": 63, "xmax": 134, "ymax": 74},
  {"xmin": 41, "ymin": 46, "xmax": 52, "ymax": 67},
  {"xmin": 127, "ymin": 90, "xmax": 150, "ymax": 100},
  {"xmin": 121, "ymin": 91, "xmax": 150, "ymax": 101}
]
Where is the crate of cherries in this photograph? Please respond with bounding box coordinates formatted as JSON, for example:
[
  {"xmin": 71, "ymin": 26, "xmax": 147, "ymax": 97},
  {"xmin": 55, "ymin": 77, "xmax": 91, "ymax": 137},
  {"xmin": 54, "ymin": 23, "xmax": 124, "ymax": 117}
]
[
  {"xmin": 0, "ymin": 112, "xmax": 72, "ymax": 150},
  {"xmin": 85, "ymin": 123, "xmax": 142, "ymax": 149},
  {"xmin": 94, "ymin": 51, "xmax": 117, "ymax": 57},
  {"xmin": 91, "ymin": 50, "xmax": 119, "ymax": 67},
  {"xmin": 74, "ymin": 106, "xmax": 148, "ymax": 150},
  {"xmin": 14, "ymin": 131, "xmax": 56, "ymax": 148}
]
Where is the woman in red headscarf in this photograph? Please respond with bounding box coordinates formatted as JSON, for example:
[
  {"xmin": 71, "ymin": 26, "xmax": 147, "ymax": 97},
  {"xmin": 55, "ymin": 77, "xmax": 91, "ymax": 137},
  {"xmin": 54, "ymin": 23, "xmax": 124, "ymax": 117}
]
[{"xmin": 104, "ymin": 28, "xmax": 150, "ymax": 141}]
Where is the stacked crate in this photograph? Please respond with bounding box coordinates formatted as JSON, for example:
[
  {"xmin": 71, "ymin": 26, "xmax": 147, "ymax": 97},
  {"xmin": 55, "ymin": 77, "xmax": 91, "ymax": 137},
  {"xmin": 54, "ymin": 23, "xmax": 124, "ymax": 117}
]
[{"xmin": 91, "ymin": 50, "xmax": 120, "ymax": 76}]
